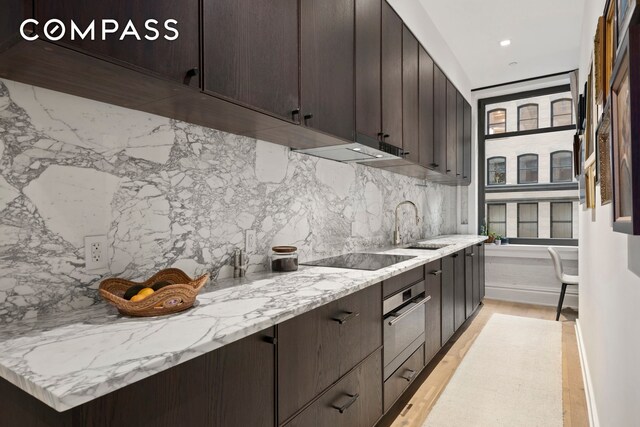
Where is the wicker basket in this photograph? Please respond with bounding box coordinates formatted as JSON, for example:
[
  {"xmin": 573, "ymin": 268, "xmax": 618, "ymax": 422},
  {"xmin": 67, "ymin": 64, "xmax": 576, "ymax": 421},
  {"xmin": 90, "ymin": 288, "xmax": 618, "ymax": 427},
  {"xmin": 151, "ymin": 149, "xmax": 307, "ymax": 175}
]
[{"xmin": 99, "ymin": 268, "xmax": 209, "ymax": 317}]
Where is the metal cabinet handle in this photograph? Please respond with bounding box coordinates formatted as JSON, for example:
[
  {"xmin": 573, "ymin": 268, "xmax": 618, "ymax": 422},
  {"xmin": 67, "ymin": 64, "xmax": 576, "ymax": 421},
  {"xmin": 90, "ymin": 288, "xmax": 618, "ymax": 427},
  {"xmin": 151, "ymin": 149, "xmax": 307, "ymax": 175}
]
[
  {"xmin": 446, "ymin": 169, "xmax": 452, "ymax": 172},
  {"xmin": 401, "ymin": 369, "xmax": 417, "ymax": 382},
  {"xmin": 263, "ymin": 336, "xmax": 278, "ymax": 345},
  {"xmin": 430, "ymin": 163, "xmax": 440, "ymax": 168},
  {"xmin": 332, "ymin": 311, "xmax": 360, "ymax": 324},
  {"xmin": 429, "ymin": 270, "xmax": 442, "ymax": 276},
  {"xmin": 183, "ymin": 67, "xmax": 199, "ymax": 85},
  {"xmin": 467, "ymin": 253, "xmax": 475, "ymax": 257},
  {"xmin": 291, "ymin": 109, "xmax": 300, "ymax": 120},
  {"xmin": 303, "ymin": 114, "xmax": 313, "ymax": 125},
  {"xmin": 332, "ymin": 393, "xmax": 359, "ymax": 414},
  {"xmin": 387, "ymin": 296, "xmax": 431, "ymax": 326},
  {"xmin": 451, "ymin": 253, "xmax": 459, "ymax": 258}
]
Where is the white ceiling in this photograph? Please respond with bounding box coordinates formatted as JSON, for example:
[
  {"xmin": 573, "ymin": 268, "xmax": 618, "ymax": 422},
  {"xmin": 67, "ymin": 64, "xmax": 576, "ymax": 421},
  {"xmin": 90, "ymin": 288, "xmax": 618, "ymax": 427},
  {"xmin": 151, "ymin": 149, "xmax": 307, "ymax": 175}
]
[{"xmin": 418, "ymin": 0, "xmax": 585, "ymax": 89}]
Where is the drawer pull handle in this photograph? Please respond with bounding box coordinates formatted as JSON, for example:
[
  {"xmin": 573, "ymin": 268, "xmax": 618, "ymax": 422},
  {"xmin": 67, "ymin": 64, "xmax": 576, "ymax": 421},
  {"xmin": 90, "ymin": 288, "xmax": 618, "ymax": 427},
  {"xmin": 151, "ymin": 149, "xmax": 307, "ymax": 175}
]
[
  {"xmin": 401, "ymin": 369, "xmax": 417, "ymax": 382},
  {"xmin": 467, "ymin": 253, "xmax": 474, "ymax": 257},
  {"xmin": 429, "ymin": 270, "xmax": 442, "ymax": 276},
  {"xmin": 387, "ymin": 296, "xmax": 431, "ymax": 326},
  {"xmin": 332, "ymin": 311, "xmax": 360, "ymax": 324},
  {"xmin": 332, "ymin": 393, "xmax": 359, "ymax": 414}
]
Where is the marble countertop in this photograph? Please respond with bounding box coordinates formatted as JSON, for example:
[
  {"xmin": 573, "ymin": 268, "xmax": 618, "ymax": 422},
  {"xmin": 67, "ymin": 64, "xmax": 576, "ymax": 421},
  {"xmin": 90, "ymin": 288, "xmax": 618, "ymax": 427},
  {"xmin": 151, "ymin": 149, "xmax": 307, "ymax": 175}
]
[{"xmin": 0, "ymin": 234, "xmax": 486, "ymax": 412}]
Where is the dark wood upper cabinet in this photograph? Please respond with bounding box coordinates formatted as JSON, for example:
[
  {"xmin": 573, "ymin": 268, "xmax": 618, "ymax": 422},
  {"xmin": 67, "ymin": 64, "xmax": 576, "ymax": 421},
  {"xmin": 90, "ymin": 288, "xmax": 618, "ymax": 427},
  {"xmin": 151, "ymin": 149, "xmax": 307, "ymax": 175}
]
[
  {"xmin": 463, "ymin": 100, "xmax": 472, "ymax": 183},
  {"xmin": 381, "ymin": 1, "xmax": 403, "ymax": 150},
  {"xmin": 277, "ymin": 284, "xmax": 381, "ymax": 425},
  {"xmin": 418, "ymin": 46, "xmax": 435, "ymax": 170},
  {"xmin": 441, "ymin": 253, "xmax": 455, "ymax": 346},
  {"xmin": 433, "ymin": 65, "xmax": 447, "ymax": 173},
  {"xmin": 34, "ymin": 0, "xmax": 200, "ymax": 87},
  {"xmin": 300, "ymin": 0, "xmax": 355, "ymax": 141},
  {"xmin": 402, "ymin": 26, "xmax": 419, "ymax": 163},
  {"xmin": 424, "ymin": 260, "xmax": 442, "ymax": 363},
  {"xmin": 0, "ymin": 0, "xmax": 32, "ymax": 50},
  {"xmin": 355, "ymin": 0, "xmax": 382, "ymax": 142},
  {"xmin": 456, "ymin": 92, "xmax": 464, "ymax": 178},
  {"xmin": 446, "ymin": 79, "xmax": 457, "ymax": 176},
  {"xmin": 203, "ymin": 0, "xmax": 299, "ymax": 121}
]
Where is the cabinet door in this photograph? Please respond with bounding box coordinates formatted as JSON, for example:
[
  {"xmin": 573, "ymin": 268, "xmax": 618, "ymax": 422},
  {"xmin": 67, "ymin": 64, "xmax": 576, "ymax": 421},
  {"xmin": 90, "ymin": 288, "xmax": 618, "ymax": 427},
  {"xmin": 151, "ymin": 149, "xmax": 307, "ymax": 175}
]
[
  {"xmin": 75, "ymin": 329, "xmax": 276, "ymax": 427},
  {"xmin": 277, "ymin": 284, "xmax": 381, "ymax": 424},
  {"xmin": 287, "ymin": 351, "xmax": 383, "ymax": 427},
  {"xmin": 402, "ymin": 26, "xmax": 419, "ymax": 163},
  {"xmin": 355, "ymin": 0, "xmax": 381, "ymax": 141},
  {"xmin": 418, "ymin": 46, "xmax": 435, "ymax": 169},
  {"xmin": 424, "ymin": 260, "xmax": 442, "ymax": 363},
  {"xmin": 433, "ymin": 65, "xmax": 447, "ymax": 173},
  {"xmin": 479, "ymin": 243, "xmax": 486, "ymax": 301},
  {"xmin": 441, "ymin": 254, "xmax": 455, "ymax": 346},
  {"xmin": 465, "ymin": 246, "xmax": 474, "ymax": 318},
  {"xmin": 473, "ymin": 244, "xmax": 480, "ymax": 310},
  {"xmin": 203, "ymin": 0, "xmax": 299, "ymax": 121},
  {"xmin": 456, "ymin": 92, "xmax": 464, "ymax": 179},
  {"xmin": 34, "ymin": 0, "xmax": 200, "ymax": 87},
  {"xmin": 446, "ymin": 79, "xmax": 457, "ymax": 176},
  {"xmin": 0, "ymin": 0, "xmax": 31, "ymax": 49},
  {"xmin": 301, "ymin": 0, "xmax": 355, "ymax": 141},
  {"xmin": 381, "ymin": 1, "xmax": 403, "ymax": 149},
  {"xmin": 453, "ymin": 249, "xmax": 466, "ymax": 331},
  {"xmin": 463, "ymin": 100, "xmax": 472, "ymax": 183}
]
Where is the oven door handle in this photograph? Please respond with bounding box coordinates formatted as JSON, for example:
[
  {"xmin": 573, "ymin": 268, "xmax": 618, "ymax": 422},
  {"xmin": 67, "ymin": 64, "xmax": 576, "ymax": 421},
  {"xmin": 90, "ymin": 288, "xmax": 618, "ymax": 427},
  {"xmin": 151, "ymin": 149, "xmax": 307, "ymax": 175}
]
[{"xmin": 387, "ymin": 295, "xmax": 431, "ymax": 326}]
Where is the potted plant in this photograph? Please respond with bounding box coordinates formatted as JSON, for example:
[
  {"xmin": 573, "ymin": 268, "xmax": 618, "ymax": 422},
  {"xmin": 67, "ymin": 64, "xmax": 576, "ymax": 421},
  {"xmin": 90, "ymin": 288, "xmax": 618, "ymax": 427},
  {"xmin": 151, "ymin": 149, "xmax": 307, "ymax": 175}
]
[{"xmin": 494, "ymin": 234, "xmax": 502, "ymax": 245}]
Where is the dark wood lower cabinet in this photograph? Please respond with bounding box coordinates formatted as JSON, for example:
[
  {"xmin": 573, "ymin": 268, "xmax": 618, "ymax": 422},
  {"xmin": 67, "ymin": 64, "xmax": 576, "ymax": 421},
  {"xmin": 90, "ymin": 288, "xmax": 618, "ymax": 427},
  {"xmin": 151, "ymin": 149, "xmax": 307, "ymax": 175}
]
[
  {"xmin": 476, "ymin": 243, "xmax": 486, "ymax": 306},
  {"xmin": 424, "ymin": 260, "xmax": 442, "ymax": 363},
  {"xmin": 384, "ymin": 345, "xmax": 424, "ymax": 412},
  {"xmin": 440, "ymin": 254, "xmax": 455, "ymax": 346},
  {"xmin": 465, "ymin": 246, "xmax": 474, "ymax": 318},
  {"xmin": 453, "ymin": 249, "xmax": 466, "ymax": 330},
  {"xmin": 286, "ymin": 350, "xmax": 382, "ymax": 427}
]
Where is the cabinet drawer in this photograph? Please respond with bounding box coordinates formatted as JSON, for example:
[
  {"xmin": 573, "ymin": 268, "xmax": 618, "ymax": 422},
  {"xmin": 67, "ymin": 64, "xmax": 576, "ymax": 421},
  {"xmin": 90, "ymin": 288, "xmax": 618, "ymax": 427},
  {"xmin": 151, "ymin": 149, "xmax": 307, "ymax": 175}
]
[
  {"xmin": 278, "ymin": 284, "xmax": 382, "ymax": 424},
  {"xmin": 383, "ymin": 266, "xmax": 424, "ymax": 298},
  {"xmin": 286, "ymin": 350, "xmax": 383, "ymax": 427},
  {"xmin": 384, "ymin": 344, "xmax": 424, "ymax": 412}
]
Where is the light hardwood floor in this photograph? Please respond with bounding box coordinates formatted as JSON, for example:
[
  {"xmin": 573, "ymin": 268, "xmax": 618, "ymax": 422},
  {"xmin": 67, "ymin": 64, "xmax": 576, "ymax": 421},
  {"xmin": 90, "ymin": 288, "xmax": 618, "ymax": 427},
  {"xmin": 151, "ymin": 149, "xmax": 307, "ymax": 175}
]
[{"xmin": 383, "ymin": 299, "xmax": 588, "ymax": 427}]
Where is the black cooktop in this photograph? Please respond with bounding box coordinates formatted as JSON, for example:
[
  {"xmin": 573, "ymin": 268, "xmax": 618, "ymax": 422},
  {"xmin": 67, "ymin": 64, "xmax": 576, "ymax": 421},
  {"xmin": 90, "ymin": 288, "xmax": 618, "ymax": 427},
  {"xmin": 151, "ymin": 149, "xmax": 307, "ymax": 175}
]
[{"xmin": 301, "ymin": 253, "xmax": 416, "ymax": 271}]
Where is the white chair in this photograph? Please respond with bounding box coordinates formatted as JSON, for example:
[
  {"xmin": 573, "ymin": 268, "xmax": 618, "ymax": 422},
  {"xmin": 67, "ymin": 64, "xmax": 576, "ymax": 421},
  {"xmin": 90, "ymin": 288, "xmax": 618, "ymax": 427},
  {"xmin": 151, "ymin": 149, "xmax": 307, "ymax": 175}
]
[{"xmin": 548, "ymin": 247, "xmax": 579, "ymax": 321}]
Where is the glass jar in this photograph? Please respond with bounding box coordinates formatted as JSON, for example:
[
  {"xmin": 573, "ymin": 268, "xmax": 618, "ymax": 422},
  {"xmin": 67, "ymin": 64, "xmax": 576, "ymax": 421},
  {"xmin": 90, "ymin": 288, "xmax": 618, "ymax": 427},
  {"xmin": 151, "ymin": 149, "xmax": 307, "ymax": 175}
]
[{"xmin": 270, "ymin": 246, "xmax": 299, "ymax": 272}]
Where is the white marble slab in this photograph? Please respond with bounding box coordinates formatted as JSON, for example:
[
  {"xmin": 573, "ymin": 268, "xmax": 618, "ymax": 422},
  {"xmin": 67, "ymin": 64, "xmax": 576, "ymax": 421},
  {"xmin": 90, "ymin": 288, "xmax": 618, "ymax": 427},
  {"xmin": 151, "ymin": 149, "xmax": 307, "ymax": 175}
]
[{"xmin": 0, "ymin": 235, "xmax": 485, "ymax": 412}]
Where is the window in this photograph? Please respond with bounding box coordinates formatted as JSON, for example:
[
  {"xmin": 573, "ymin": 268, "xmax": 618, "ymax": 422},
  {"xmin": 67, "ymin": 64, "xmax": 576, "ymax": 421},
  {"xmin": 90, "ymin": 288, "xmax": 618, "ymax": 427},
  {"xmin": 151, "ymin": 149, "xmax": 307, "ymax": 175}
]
[
  {"xmin": 518, "ymin": 203, "xmax": 538, "ymax": 237},
  {"xmin": 487, "ymin": 109, "xmax": 506, "ymax": 134},
  {"xmin": 551, "ymin": 99, "xmax": 573, "ymax": 127},
  {"xmin": 551, "ymin": 202, "xmax": 573, "ymax": 238},
  {"xmin": 551, "ymin": 151, "xmax": 573, "ymax": 182},
  {"xmin": 487, "ymin": 157, "xmax": 506, "ymax": 185},
  {"xmin": 518, "ymin": 154, "xmax": 538, "ymax": 184},
  {"xmin": 518, "ymin": 104, "xmax": 539, "ymax": 131},
  {"xmin": 487, "ymin": 204, "xmax": 506, "ymax": 237}
]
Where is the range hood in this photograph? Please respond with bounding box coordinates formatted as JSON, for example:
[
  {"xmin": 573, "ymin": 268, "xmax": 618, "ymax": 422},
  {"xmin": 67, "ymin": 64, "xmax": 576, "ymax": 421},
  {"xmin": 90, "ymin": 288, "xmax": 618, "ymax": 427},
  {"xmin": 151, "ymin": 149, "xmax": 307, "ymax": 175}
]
[{"xmin": 294, "ymin": 133, "xmax": 406, "ymax": 163}]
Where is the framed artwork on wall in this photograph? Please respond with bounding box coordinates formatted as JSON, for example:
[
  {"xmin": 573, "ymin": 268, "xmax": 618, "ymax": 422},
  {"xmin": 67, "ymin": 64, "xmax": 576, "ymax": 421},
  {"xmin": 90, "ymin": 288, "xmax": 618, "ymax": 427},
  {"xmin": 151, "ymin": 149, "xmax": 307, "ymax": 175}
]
[
  {"xmin": 586, "ymin": 163, "xmax": 597, "ymax": 209},
  {"xmin": 617, "ymin": 0, "xmax": 638, "ymax": 44},
  {"xmin": 595, "ymin": 16, "xmax": 605, "ymax": 105},
  {"xmin": 605, "ymin": 0, "xmax": 618, "ymax": 103},
  {"xmin": 597, "ymin": 101, "xmax": 614, "ymax": 204},
  {"xmin": 610, "ymin": 26, "xmax": 640, "ymax": 234}
]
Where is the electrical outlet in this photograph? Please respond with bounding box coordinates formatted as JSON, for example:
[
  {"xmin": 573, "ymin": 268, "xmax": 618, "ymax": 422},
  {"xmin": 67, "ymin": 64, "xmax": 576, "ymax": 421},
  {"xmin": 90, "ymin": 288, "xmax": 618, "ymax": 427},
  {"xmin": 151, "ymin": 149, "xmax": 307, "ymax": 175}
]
[
  {"xmin": 245, "ymin": 229, "xmax": 257, "ymax": 253},
  {"xmin": 84, "ymin": 235, "xmax": 109, "ymax": 271}
]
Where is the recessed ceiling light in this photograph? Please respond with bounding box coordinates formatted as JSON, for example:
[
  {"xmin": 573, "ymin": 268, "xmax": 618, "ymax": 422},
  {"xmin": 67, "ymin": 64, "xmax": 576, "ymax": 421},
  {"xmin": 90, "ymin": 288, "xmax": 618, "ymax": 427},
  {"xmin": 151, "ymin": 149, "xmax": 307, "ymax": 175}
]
[
  {"xmin": 509, "ymin": 61, "xmax": 518, "ymax": 66},
  {"xmin": 500, "ymin": 39, "xmax": 511, "ymax": 47},
  {"xmin": 352, "ymin": 147, "xmax": 362, "ymax": 151}
]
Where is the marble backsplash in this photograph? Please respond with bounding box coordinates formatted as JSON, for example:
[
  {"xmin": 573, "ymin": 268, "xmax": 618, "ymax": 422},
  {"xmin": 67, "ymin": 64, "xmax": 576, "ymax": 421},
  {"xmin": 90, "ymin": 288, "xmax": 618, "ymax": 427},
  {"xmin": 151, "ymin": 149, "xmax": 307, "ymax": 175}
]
[{"xmin": 0, "ymin": 78, "xmax": 458, "ymax": 323}]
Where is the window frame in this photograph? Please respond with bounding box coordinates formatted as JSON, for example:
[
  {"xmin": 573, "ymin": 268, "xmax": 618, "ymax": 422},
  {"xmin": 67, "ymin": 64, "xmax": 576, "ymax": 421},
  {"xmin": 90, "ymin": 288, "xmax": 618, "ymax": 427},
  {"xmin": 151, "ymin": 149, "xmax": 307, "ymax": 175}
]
[
  {"xmin": 517, "ymin": 103, "xmax": 539, "ymax": 131},
  {"xmin": 550, "ymin": 150, "xmax": 573, "ymax": 183},
  {"xmin": 487, "ymin": 203, "xmax": 507, "ymax": 236},
  {"xmin": 487, "ymin": 108, "xmax": 507, "ymax": 135},
  {"xmin": 551, "ymin": 98, "xmax": 573, "ymax": 127},
  {"xmin": 517, "ymin": 153, "xmax": 539, "ymax": 184},
  {"xmin": 487, "ymin": 156, "xmax": 507, "ymax": 186},
  {"xmin": 517, "ymin": 202, "xmax": 539, "ymax": 238},
  {"xmin": 550, "ymin": 201, "xmax": 573, "ymax": 238}
]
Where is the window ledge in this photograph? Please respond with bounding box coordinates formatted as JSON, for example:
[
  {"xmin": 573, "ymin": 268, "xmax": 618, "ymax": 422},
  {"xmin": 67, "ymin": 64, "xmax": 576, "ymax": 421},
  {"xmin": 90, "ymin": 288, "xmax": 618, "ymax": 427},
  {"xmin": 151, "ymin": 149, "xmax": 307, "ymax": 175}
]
[{"xmin": 484, "ymin": 243, "xmax": 578, "ymax": 260}]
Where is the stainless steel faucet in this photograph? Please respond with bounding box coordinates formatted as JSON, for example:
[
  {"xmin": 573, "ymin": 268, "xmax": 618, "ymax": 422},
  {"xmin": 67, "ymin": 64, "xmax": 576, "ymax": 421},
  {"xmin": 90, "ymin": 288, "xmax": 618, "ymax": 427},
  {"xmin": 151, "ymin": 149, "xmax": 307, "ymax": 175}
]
[{"xmin": 394, "ymin": 201, "xmax": 421, "ymax": 246}]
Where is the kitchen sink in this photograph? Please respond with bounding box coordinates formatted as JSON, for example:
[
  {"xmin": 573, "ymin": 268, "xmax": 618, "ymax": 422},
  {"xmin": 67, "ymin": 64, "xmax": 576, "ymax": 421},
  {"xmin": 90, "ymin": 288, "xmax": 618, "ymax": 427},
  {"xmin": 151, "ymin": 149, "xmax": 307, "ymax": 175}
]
[{"xmin": 405, "ymin": 242, "xmax": 451, "ymax": 250}]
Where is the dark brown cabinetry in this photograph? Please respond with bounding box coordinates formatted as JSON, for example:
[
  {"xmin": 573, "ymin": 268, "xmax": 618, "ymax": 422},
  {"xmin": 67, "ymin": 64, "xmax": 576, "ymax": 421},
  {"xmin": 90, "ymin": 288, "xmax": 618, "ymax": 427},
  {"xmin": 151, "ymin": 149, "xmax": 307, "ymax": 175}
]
[
  {"xmin": 0, "ymin": 0, "xmax": 31, "ymax": 50},
  {"xmin": 463, "ymin": 100, "xmax": 472, "ymax": 183},
  {"xmin": 402, "ymin": 26, "xmax": 419, "ymax": 163},
  {"xmin": 277, "ymin": 283, "xmax": 381, "ymax": 424},
  {"xmin": 381, "ymin": 1, "xmax": 403, "ymax": 150},
  {"xmin": 440, "ymin": 253, "xmax": 455, "ymax": 346},
  {"xmin": 433, "ymin": 65, "xmax": 448, "ymax": 174},
  {"xmin": 465, "ymin": 246, "xmax": 475, "ymax": 318},
  {"xmin": 384, "ymin": 345, "xmax": 424, "ymax": 412},
  {"xmin": 456, "ymin": 92, "xmax": 465, "ymax": 178},
  {"xmin": 424, "ymin": 260, "xmax": 442, "ymax": 363},
  {"xmin": 453, "ymin": 249, "xmax": 466, "ymax": 330},
  {"xmin": 418, "ymin": 46, "xmax": 435, "ymax": 170},
  {"xmin": 446, "ymin": 79, "xmax": 457, "ymax": 177},
  {"xmin": 300, "ymin": 0, "xmax": 355, "ymax": 140},
  {"xmin": 203, "ymin": 0, "xmax": 299, "ymax": 120},
  {"xmin": 355, "ymin": 0, "xmax": 381, "ymax": 143},
  {"xmin": 34, "ymin": 0, "xmax": 200, "ymax": 87},
  {"xmin": 287, "ymin": 350, "xmax": 383, "ymax": 427},
  {"xmin": 476, "ymin": 243, "xmax": 486, "ymax": 304}
]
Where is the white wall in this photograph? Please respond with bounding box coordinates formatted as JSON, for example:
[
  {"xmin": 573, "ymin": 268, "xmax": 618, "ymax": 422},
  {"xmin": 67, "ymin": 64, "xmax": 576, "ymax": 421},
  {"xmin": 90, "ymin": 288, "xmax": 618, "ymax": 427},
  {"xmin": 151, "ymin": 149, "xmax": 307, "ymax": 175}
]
[{"xmin": 577, "ymin": 0, "xmax": 640, "ymax": 425}]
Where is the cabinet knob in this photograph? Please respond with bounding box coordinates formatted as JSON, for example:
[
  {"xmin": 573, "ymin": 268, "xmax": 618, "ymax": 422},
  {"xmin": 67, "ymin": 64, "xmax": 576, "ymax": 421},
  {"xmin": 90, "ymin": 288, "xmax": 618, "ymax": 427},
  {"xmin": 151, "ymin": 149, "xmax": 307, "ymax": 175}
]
[{"xmin": 183, "ymin": 67, "xmax": 199, "ymax": 85}]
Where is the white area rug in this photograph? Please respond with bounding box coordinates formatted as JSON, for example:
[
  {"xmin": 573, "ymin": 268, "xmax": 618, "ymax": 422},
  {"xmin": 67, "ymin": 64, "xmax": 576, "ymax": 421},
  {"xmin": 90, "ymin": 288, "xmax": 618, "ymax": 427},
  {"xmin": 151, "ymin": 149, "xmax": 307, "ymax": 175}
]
[{"xmin": 423, "ymin": 314, "xmax": 563, "ymax": 427}]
